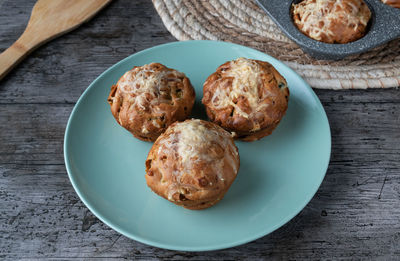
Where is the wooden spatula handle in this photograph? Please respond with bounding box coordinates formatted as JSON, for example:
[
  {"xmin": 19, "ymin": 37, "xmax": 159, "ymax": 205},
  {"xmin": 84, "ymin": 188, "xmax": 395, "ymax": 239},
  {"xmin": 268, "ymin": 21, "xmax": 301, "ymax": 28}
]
[
  {"xmin": 0, "ymin": 0, "xmax": 112, "ymax": 81},
  {"xmin": 0, "ymin": 32, "xmax": 38, "ymax": 81}
]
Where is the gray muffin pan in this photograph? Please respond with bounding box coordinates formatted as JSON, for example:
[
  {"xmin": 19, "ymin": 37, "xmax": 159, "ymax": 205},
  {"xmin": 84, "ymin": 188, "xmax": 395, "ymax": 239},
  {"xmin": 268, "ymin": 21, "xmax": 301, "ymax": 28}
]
[{"xmin": 255, "ymin": 0, "xmax": 400, "ymax": 60}]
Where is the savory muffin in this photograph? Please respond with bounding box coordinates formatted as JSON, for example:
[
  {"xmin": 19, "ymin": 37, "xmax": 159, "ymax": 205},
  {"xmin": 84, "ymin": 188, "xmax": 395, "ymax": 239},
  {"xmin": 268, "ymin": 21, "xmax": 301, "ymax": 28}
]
[
  {"xmin": 107, "ymin": 63, "xmax": 195, "ymax": 141},
  {"xmin": 145, "ymin": 119, "xmax": 240, "ymax": 210},
  {"xmin": 202, "ymin": 57, "xmax": 289, "ymax": 141},
  {"xmin": 292, "ymin": 0, "xmax": 371, "ymax": 44},
  {"xmin": 382, "ymin": 0, "xmax": 400, "ymax": 8}
]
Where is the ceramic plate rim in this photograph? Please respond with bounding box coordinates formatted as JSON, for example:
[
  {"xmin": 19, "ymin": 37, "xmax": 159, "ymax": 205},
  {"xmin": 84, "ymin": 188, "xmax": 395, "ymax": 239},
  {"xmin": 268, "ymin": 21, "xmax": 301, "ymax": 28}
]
[{"xmin": 64, "ymin": 40, "xmax": 331, "ymax": 251}]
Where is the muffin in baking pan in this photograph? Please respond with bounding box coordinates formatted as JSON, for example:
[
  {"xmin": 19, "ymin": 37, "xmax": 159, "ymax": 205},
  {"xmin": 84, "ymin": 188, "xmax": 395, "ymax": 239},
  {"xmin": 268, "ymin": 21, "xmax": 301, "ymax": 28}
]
[
  {"xmin": 202, "ymin": 57, "xmax": 289, "ymax": 141},
  {"xmin": 292, "ymin": 0, "xmax": 371, "ymax": 44},
  {"xmin": 145, "ymin": 119, "xmax": 240, "ymax": 210},
  {"xmin": 381, "ymin": 0, "xmax": 400, "ymax": 8},
  {"xmin": 107, "ymin": 63, "xmax": 195, "ymax": 141}
]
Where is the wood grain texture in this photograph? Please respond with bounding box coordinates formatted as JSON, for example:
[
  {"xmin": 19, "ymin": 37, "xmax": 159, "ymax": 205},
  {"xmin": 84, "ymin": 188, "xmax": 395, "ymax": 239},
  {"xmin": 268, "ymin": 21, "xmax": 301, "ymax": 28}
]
[
  {"xmin": 0, "ymin": 0, "xmax": 111, "ymax": 80},
  {"xmin": 0, "ymin": 0, "xmax": 399, "ymax": 259}
]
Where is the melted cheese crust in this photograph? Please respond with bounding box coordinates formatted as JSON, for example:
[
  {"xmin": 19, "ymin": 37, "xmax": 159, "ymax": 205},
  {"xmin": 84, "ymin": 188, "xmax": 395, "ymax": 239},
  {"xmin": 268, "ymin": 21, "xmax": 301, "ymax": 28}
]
[
  {"xmin": 209, "ymin": 57, "xmax": 269, "ymax": 119},
  {"xmin": 116, "ymin": 63, "xmax": 184, "ymax": 110},
  {"xmin": 156, "ymin": 120, "xmax": 239, "ymax": 200},
  {"xmin": 292, "ymin": 0, "xmax": 371, "ymax": 43}
]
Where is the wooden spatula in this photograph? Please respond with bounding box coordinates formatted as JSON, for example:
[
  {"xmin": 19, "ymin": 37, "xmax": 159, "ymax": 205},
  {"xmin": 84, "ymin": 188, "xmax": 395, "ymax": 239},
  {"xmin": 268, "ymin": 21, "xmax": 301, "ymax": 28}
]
[{"xmin": 0, "ymin": 0, "xmax": 112, "ymax": 81}]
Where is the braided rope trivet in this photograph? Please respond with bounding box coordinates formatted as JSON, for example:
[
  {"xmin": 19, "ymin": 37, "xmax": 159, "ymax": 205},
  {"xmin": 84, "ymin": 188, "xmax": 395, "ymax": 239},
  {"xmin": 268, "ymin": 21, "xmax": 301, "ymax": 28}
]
[{"xmin": 153, "ymin": 0, "xmax": 400, "ymax": 89}]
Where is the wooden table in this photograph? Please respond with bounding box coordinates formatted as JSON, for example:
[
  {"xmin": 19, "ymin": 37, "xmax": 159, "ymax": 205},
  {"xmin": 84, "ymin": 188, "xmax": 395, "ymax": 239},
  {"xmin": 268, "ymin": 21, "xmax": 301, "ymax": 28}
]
[{"xmin": 1, "ymin": 0, "xmax": 399, "ymax": 259}]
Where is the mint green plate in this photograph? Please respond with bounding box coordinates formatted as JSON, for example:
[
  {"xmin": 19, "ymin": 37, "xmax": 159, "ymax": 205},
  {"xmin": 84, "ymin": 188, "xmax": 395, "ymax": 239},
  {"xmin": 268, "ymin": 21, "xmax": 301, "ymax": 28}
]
[{"xmin": 64, "ymin": 40, "xmax": 331, "ymax": 251}]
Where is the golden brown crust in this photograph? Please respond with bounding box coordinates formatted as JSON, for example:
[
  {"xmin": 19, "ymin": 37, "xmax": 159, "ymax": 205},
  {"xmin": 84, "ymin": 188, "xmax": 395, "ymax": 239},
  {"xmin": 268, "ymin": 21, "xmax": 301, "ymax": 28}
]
[
  {"xmin": 202, "ymin": 58, "xmax": 289, "ymax": 141},
  {"xmin": 107, "ymin": 63, "xmax": 195, "ymax": 141},
  {"xmin": 292, "ymin": 0, "xmax": 371, "ymax": 44},
  {"xmin": 382, "ymin": 0, "xmax": 400, "ymax": 8},
  {"xmin": 145, "ymin": 119, "xmax": 240, "ymax": 210}
]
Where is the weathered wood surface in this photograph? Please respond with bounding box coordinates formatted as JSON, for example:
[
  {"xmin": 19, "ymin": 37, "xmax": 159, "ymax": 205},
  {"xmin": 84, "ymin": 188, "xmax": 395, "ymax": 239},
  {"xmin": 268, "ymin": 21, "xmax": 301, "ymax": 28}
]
[{"xmin": 0, "ymin": 0, "xmax": 399, "ymax": 259}]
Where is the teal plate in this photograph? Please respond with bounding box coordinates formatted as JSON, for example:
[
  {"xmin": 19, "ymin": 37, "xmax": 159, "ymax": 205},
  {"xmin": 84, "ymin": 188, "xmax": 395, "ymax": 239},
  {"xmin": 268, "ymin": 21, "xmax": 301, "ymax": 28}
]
[{"xmin": 64, "ymin": 40, "xmax": 331, "ymax": 251}]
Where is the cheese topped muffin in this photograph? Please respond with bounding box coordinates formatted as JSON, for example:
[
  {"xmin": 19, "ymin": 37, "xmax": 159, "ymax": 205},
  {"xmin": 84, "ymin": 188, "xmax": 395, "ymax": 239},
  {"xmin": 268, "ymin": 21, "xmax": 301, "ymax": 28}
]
[
  {"xmin": 202, "ymin": 57, "xmax": 289, "ymax": 141},
  {"xmin": 145, "ymin": 119, "xmax": 240, "ymax": 210},
  {"xmin": 292, "ymin": 0, "xmax": 371, "ymax": 44},
  {"xmin": 107, "ymin": 63, "xmax": 195, "ymax": 141}
]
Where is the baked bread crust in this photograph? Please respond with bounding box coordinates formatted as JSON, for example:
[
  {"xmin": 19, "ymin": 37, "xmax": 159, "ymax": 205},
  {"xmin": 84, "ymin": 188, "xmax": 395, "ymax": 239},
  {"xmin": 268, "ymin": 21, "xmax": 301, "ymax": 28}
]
[
  {"xmin": 382, "ymin": 0, "xmax": 400, "ymax": 8},
  {"xmin": 107, "ymin": 63, "xmax": 195, "ymax": 141},
  {"xmin": 292, "ymin": 0, "xmax": 371, "ymax": 44},
  {"xmin": 202, "ymin": 57, "xmax": 289, "ymax": 141},
  {"xmin": 145, "ymin": 119, "xmax": 240, "ymax": 210}
]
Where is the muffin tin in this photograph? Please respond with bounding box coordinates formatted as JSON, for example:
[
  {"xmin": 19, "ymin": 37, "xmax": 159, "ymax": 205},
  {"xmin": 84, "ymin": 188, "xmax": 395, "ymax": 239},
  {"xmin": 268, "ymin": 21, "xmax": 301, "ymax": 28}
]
[{"xmin": 256, "ymin": 0, "xmax": 400, "ymax": 60}]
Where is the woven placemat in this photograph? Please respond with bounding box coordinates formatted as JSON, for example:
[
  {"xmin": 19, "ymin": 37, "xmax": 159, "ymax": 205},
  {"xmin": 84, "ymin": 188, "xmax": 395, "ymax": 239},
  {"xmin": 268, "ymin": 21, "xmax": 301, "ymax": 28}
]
[{"xmin": 152, "ymin": 0, "xmax": 400, "ymax": 89}]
